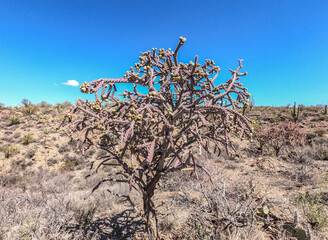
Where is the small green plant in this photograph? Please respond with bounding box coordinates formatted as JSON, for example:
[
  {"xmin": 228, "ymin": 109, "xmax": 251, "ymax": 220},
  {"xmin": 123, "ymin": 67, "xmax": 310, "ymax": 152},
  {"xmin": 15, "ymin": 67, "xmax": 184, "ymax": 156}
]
[
  {"xmin": 21, "ymin": 133, "xmax": 34, "ymax": 145},
  {"xmin": 296, "ymin": 191, "xmax": 328, "ymax": 228},
  {"xmin": 18, "ymin": 216, "xmax": 36, "ymax": 240},
  {"xmin": 37, "ymin": 114, "xmax": 47, "ymax": 123},
  {"xmin": 314, "ymin": 129, "xmax": 326, "ymax": 137},
  {"xmin": 59, "ymin": 162, "xmax": 76, "ymax": 171},
  {"xmin": 43, "ymin": 128, "xmax": 51, "ymax": 134},
  {"xmin": 9, "ymin": 115, "xmax": 21, "ymax": 125},
  {"xmin": 1, "ymin": 145, "xmax": 19, "ymax": 158}
]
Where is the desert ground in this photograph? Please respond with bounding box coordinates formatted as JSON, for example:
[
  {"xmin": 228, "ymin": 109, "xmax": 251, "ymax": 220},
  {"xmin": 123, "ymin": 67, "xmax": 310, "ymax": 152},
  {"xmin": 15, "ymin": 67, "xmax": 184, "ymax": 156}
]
[{"xmin": 0, "ymin": 102, "xmax": 327, "ymax": 239}]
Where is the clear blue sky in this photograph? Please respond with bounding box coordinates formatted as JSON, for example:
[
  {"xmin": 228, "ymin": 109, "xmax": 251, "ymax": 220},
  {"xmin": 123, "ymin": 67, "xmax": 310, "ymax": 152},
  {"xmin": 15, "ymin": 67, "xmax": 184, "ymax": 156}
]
[{"xmin": 0, "ymin": 0, "xmax": 327, "ymax": 107}]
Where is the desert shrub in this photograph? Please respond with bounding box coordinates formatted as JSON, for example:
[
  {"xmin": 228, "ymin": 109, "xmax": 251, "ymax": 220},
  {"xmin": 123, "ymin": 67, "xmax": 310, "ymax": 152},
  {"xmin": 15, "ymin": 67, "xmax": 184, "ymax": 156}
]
[
  {"xmin": 82, "ymin": 148, "xmax": 95, "ymax": 158},
  {"xmin": 61, "ymin": 101, "xmax": 73, "ymax": 108},
  {"xmin": 251, "ymin": 120, "xmax": 262, "ymax": 133},
  {"xmin": 1, "ymin": 145, "xmax": 19, "ymax": 158},
  {"xmin": 306, "ymin": 132, "xmax": 316, "ymax": 140},
  {"xmin": 255, "ymin": 129, "xmax": 269, "ymax": 155},
  {"xmin": 0, "ymin": 171, "xmax": 114, "ymax": 240},
  {"xmin": 317, "ymin": 114, "xmax": 328, "ymax": 121},
  {"xmin": 256, "ymin": 121, "xmax": 305, "ymax": 156},
  {"xmin": 20, "ymin": 98, "xmax": 38, "ymax": 116},
  {"xmin": 8, "ymin": 115, "xmax": 20, "ymax": 125},
  {"xmin": 46, "ymin": 157, "xmax": 58, "ymax": 166},
  {"xmin": 0, "ymin": 173, "xmax": 23, "ymax": 187},
  {"xmin": 10, "ymin": 158, "xmax": 26, "ymax": 169},
  {"xmin": 37, "ymin": 101, "xmax": 52, "ymax": 108},
  {"xmin": 26, "ymin": 148, "xmax": 37, "ymax": 159},
  {"xmin": 21, "ymin": 98, "xmax": 32, "ymax": 107},
  {"xmin": 59, "ymin": 155, "xmax": 83, "ymax": 171},
  {"xmin": 296, "ymin": 191, "xmax": 328, "ymax": 228},
  {"xmin": 59, "ymin": 162, "xmax": 76, "ymax": 171},
  {"xmin": 182, "ymin": 181, "xmax": 272, "ymax": 239},
  {"xmin": 0, "ymin": 103, "xmax": 5, "ymax": 109},
  {"xmin": 288, "ymin": 162, "xmax": 315, "ymax": 185},
  {"xmin": 53, "ymin": 101, "xmax": 73, "ymax": 112},
  {"xmin": 21, "ymin": 133, "xmax": 34, "ymax": 145},
  {"xmin": 314, "ymin": 129, "xmax": 326, "ymax": 137},
  {"xmin": 311, "ymin": 144, "xmax": 328, "ymax": 160},
  {"xmin": 59, "ymin": 37, "xmax": 252, "ymax": 236},
  {"xmin": 21, "ymin": 104, "xmax": 38, "ymax": 116},
  {"xmin": 37, "ymin": 101, "xmax": 52, "ymax": 114},
  {"xmin": 37, "ymin": 114, "xmax": 48, "ymax": 123},
  {"xmin": 43, "ymin": 128, "xmax": 51, "ymax": 134},
  {"xmin": 58, "ymin": 144, "xmax": 70, "ymax": 154}
]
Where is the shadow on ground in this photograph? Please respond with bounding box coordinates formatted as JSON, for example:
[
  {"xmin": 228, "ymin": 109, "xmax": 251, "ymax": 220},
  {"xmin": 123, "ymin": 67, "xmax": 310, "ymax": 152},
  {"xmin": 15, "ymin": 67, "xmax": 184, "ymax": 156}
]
[{"xmin": 65, "ymin": 209, "xmax": 145, "ymax": 239}]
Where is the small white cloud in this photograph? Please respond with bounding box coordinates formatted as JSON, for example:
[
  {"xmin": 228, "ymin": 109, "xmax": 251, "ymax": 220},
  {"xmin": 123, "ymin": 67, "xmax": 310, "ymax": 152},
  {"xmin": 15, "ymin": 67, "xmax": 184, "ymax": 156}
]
[{"xmin": 63, "ymin": 80, "xmax": 79, "ymax": 87}]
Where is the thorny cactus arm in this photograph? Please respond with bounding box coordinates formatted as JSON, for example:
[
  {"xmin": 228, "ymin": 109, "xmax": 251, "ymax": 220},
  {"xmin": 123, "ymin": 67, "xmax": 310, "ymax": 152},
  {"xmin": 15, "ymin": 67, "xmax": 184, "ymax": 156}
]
[{"xmin": 58, "ymin": 37, "xmax": 253, "ymax": 236}]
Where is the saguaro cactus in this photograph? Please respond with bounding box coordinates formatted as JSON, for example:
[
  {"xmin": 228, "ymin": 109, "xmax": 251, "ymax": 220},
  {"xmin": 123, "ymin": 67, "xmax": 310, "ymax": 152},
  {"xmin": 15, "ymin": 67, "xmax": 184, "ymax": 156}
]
[
  {"xmin": 291, "ymin": 102, "xmax": 302, "ymax": 122},
  {"xmin": 59, "ymin": 37, "xmax": 252, "ymax": 236},
  {"xmin": 325, "ymin": 105, "xmax": 327, "ymax": 115}
]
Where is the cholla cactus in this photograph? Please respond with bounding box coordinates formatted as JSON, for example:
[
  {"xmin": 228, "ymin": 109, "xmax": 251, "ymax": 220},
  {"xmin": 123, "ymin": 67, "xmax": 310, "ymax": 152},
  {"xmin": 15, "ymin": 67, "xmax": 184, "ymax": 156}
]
[{"xmin": 59, "ymin": 37, "xmax": 252, "ymax": 236}]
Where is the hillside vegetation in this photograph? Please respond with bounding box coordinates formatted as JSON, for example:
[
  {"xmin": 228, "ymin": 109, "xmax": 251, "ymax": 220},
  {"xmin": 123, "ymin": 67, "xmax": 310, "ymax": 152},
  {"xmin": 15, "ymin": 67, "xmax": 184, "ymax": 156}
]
[{"xmin": 0, "ymin": 102, "xmax": 328, "ymax": 239}]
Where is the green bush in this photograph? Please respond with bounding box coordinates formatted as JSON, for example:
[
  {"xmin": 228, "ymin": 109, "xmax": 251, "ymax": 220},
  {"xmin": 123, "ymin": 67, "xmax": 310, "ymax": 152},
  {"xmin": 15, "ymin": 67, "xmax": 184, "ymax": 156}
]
[
  {"xmin": 314, "ymin": 129, "xmax": 327, "ymax": 137},
  {"xmin": 21, "ymin": 133, "xmax": 34, "ymax": 145},
  {"xmin": 59, "ymin": 162, "xmax": 76, "ymax": 171},
  {"xmin": 43, "ymin": 128, "xmax": 51, "ymax": 134},
  {"xmin": 21, "ymin": 105, "xmax": 38, "ymax": 116},
  {"xmin": 59, "ymin": 155, "xmax": 82, "ymax": 171},
  {"xmin": 296, "ymin": 191, "xmax": 328, "ymax": 228},
  {"xmin": 9, "ymin": 115, "xmax": 21, "ymax": 125},
  {"xmin": 1, "ymin": 145, "xmax": 19, "ymax": 158}
]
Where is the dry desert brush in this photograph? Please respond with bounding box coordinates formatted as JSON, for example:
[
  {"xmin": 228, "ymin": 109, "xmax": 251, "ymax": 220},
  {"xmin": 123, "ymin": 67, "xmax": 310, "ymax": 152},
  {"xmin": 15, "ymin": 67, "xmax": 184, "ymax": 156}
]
[
  {"xmin": 256, "ymin": 121, "xmax": 306, "ymax": 157},
  {"xmin": 59, "ymin": 37, "xmax": 253, "ymax": 236}
]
